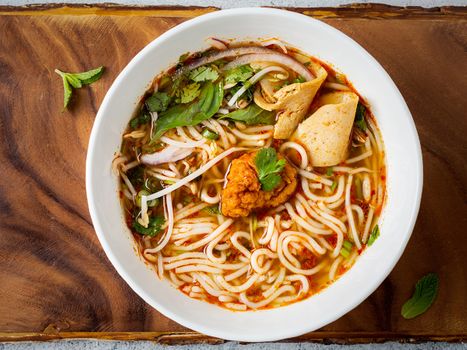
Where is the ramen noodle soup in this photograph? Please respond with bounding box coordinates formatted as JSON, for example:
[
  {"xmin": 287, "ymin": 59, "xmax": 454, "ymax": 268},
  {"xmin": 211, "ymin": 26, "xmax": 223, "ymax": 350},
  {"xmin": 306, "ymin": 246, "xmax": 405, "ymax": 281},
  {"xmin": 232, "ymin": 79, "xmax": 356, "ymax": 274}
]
[{"xmin": 114, "ymin": 40, "xmax": 386, "ymax": 311}]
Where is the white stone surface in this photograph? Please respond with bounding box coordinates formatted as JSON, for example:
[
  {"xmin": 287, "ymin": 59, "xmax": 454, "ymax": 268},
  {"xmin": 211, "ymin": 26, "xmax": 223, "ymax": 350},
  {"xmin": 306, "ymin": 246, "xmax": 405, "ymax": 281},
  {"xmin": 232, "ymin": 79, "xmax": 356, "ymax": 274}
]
[{"xmin": 1, "ymin": 0, "xmax": 465, "ymax": 6}]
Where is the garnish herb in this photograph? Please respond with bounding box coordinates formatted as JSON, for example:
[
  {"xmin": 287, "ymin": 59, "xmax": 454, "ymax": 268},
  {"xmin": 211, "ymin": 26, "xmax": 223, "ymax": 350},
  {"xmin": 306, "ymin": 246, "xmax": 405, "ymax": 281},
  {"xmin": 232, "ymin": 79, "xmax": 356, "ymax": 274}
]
[
  {"xmin": 203, "ymin": 205, "xmax": 220, "ymax": 215},
  {"xmin": 224, "ymin": 64, "xmax": 254, "ymax": 86},
  {"xmin": 133, "ymin": 216, "xmax": 165, "ymax": 237},
  {"xmin": 146, "ymin": 91, "xmax": 171, "ymax": 112},
  {"xmin": 355, "ymin": 102, "xmax": 367, "ymax": 131},
  {"xmin": 220, "ymin": 103, "xmax": 275, "ymax": 125},
  {"xmin": 326, "ymin": 167, "xmax": 334, "ymax": 176},
  {"xmin": 401, "ymin": 273, "xmax": 439, "ymax": 319},
  {"xmin": 367, "ymin": 224, "xmax": 380, "ymax": 246},
  {"xmin": 180, "ymin": 83, "xmax": 201, "ymax": 104},
  {"xmin": 55, "ymin": 66, "xmax": 104, "ymax": 109},
  {"xmin": 153, "ymin": 81, "xmax": 224, "ymax": 139},
  {"xmin": 254, "ymin": 148, "xmax": 286, "ymax": 191},
  {"xmin": 130, "ymin": 110, "xmax": 151, "ymax": 129},
  {"xmin": 189, "ymin": 66, "xmax": 219, "ymax": 82},
  {"xmin": 201, "ymin": 128, "xmax": 219, "ymax": 140}
]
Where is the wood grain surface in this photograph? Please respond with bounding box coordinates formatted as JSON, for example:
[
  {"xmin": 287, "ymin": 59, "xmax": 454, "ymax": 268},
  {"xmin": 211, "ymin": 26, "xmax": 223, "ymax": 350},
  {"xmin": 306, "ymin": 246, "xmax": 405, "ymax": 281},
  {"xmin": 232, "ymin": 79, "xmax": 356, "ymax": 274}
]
[{"xmin": 0, "ymin": 5, "xmax": 466, "ymax": 343}]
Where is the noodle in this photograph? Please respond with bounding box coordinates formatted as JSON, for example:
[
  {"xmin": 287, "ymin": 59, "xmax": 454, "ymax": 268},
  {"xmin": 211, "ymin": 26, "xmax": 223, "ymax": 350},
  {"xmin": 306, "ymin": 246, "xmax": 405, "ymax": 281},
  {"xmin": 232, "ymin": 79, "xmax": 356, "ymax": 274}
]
[{"xmin": 118, "ymin": 41, "xmax": 386, "ymax": 311}]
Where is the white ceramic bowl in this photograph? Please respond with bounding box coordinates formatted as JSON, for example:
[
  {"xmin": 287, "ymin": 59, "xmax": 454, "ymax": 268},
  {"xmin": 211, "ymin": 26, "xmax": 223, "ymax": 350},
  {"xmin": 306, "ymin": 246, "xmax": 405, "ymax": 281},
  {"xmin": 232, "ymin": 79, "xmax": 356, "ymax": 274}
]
[{"xmin": 86, "ymin": 8, "xmax": 423, "ymax": 342}]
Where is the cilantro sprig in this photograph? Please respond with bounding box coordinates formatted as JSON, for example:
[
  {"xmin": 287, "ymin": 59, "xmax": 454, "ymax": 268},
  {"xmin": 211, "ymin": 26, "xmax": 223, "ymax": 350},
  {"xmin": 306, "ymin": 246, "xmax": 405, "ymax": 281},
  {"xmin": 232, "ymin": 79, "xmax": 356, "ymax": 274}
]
[
  {"xmin": 254, "ymin": 148, "xmax": 286, "ymax": 191},
  {"xmin": 55, "ymin": 66, "xmax": 104, "ymax": 110}
]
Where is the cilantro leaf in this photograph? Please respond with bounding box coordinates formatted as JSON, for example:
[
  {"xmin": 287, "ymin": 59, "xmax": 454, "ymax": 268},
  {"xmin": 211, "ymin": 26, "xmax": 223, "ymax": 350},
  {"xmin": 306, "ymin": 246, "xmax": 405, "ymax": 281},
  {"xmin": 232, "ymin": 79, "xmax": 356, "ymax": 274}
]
[
  {"xmin": 254, "ymin": 148, "xmax": 286, "ymax": 191},
  {"xmin": 180, "ymin": 82, "xmax": 201, "ymax": 104},
  {"xmin": 355, "ymin": 102, "xmax": 367, "ymax": 131},
  {"xmin": 145, "ymin": 91, "xmax": 171, "ymax": 112},
  {"xmin": 189, "ymin": 66, "xmax": 219, "ymax": 82},
  {"xmin": 224, "ymin": 64, "xmax": 254, "ymax": 86},
  {"xmin": 401, "ymin": 273, "xmax": 439, "ymax": 319},
  {"xmin": 367, "ymin": 224, "xmax": 380, "ymax": 246},
  {"xmin": 220, "ymin": 103, "xmax": 275, "ymax": 125},
  {"xmin": 133, "ymin": 216, "xmax": 165, "ymax": 237}
]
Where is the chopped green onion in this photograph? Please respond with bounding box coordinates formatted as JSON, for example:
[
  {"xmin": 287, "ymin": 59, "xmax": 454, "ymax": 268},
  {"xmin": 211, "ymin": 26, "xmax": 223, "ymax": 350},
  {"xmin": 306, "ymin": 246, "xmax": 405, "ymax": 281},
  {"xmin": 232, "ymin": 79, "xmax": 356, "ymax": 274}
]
[
  {"xmin": 135, "ymin": 190, "xmax": 158, "ymax": 208},
  {"xmin": 201, "ymin": 128, "xmax": 219, "ymax": 140},
  {"xmin": 340, "ymin": 248, "xmax": 351, "ymax": 259},
  {"xmin": 343, "ymin": 240, "xmax": 353, "ymax": 250},
  {"xmin": 367, "ymin": 224, "xmax": 380, "ymax": 246},
  {"xmin": 326, "ymin": 167, "xmax": 334, "ymax": 176},
  {"xmin": 163, "ymin": 180, "xmax": 176, "ymax": 185},
  {"xmin": 331, "ymin": 181, "xmax": 337, "ymax": 192}
]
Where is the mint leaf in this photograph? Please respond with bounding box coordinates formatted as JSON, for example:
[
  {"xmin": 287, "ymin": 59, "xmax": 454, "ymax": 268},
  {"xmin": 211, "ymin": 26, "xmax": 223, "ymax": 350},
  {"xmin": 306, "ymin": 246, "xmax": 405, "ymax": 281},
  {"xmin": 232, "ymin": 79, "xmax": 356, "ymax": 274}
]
[
  {"xmin": 401, "ymin": 273, "xmax": 439, "ymax": 319},
  {"xmin": 189, "ymin": 66, "xmax": 219, "ymax": 82},
  {"xmin": 55, "ymin": 66, "xmax": 104, "ymax": 110},
  {"xmin": 133, "ymin": 216, "xmax": 165, "ymax": 237},
  {"xmin": 68, "ymin": 66, "xmax": 105, "ymax": 85},
  {"xmin": 146, "ymin": 91, "xmax": 171, "ymax": 112},
  {"xmin": 254, "ymin": 148, "xmax": 286, "ymax": 191},
  {"xmin": 224, "ymin": 64, "xmax": 254, "ymax": 86}
]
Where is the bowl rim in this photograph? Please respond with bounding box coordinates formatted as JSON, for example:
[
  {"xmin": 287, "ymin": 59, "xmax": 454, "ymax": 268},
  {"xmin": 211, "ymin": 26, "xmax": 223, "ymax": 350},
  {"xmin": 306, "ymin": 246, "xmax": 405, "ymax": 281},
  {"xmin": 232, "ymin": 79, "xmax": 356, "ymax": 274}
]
[{"xmin": 86, "ymin": 7, "xmax": 423, "ymax": 341}]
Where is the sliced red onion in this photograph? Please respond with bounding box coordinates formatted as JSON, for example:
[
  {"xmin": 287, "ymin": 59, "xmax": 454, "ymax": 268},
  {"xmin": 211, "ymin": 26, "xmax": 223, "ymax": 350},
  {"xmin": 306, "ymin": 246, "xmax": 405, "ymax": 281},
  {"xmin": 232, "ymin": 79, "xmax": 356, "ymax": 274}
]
[
  {"xmin": 141, "ymin": 145, "xmax": 193, "ymax": 166},
  {"xmin": 261, "ymin": 39, "xmax": 288, "ymax": 54},
  {"xmin": 186, "ymin": 46, "xmax": 279, "ymax": 71},
  {"xmin": 223, "ymin": 53, "xmax": 314, "ymax": 81},
  {"xmin": 227, "ymin": 66, "xmax": 288, "ymax": 107},
  {"xmin": 206, "ymin": 37, "xmax": 228, "ymax": 51}
]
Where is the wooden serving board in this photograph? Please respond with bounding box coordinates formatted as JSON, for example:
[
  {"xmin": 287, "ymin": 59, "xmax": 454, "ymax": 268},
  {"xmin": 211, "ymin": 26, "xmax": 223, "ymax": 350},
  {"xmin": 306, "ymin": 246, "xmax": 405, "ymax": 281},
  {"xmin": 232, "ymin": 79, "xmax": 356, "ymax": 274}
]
[{"xmin": 0, "ymin": 4, "xmax": 466, "ymax": 344}]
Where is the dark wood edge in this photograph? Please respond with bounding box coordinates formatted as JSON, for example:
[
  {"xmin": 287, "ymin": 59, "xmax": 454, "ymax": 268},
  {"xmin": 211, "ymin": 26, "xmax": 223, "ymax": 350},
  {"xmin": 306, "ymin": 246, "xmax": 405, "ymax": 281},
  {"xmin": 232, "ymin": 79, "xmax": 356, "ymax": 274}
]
[
  {"xmin": 1, "ymin": 332, "xmax": 466, "ymax": 344},
  {"xmin": 0, "ymin": 3, "xmax": 465, "ymax": 19}
]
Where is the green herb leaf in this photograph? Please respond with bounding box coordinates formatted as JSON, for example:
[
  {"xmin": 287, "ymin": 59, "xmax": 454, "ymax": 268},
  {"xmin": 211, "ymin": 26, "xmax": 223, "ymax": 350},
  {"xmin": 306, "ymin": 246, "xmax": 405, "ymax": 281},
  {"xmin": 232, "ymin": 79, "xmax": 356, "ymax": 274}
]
[
  {"xmin": 65, "ymin": 74, "xmax": 82, "ymax": 89},
  {"xmin": 254, "ymin": 148, "xmax": 286, "ymax": 191},
  {"xmin": 326, "ymin": 167, "xmax": 334, "ymax": 176},
  {"xmin": 220, "ymin": 103, "xmax": 275, "ymax": 125},
  {"xmin": 201, "ymin": 128, "xmax": 219, "ymax": 140},
  {"xmin": 189, "ymin": 66, "xmax": 219, "ymax": 82},
  {"xmin": 224, "ymin": 64, "xmax": 254, "ymax": 86},
  {"xmin": 203, "ymin": 205, "xmax": 220, "ymax": 215},
  {"xmin": 153, "ymin": 81, "xmax": 223, "ymax": 139},
  {"xmin": 133, "ymin": 216, "xmax": 165, "ymax": 237},
  {"xmin": 401, "ymin": 273, "xmax": 439, "ymax": 319},
  {"xmin": 61, "ymin": 75, "xmax": 73, "ymax": 109},
  {"xmin": 146, "ymin": 91, "xmax": 171, "ymax": 112},
  {"xmin": 180, "ymin": 83, "xmax": 201, "ymax": 104},
  {"xmin": 355, "ymin": 102, "xmax": 367, "ymax": 131},
  {"xmin": 130, "ymin": 110, "xmax": 151, "ymax": 129},
  {"xmin": 367, "ymin": 224, "xmax": 380, "ymax": 246},
  {"xmin": 55, "ymin": 66, "xmax": 104, "ymax": 110},
  {"xmin": 135, "ymin": 190, "xmax": 159, "ymax": 208},
  {"xmin": 68, "ymin": 66, "xmax": 104, "ymax": 85}
]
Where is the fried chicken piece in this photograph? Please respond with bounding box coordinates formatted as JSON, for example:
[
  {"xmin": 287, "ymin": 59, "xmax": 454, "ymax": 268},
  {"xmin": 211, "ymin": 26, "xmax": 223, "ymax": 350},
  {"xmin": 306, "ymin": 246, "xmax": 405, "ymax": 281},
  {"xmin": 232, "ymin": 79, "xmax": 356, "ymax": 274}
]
[{"xmin": 221, "ymin": 152, "xmax": 297, "ymax": 218}]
